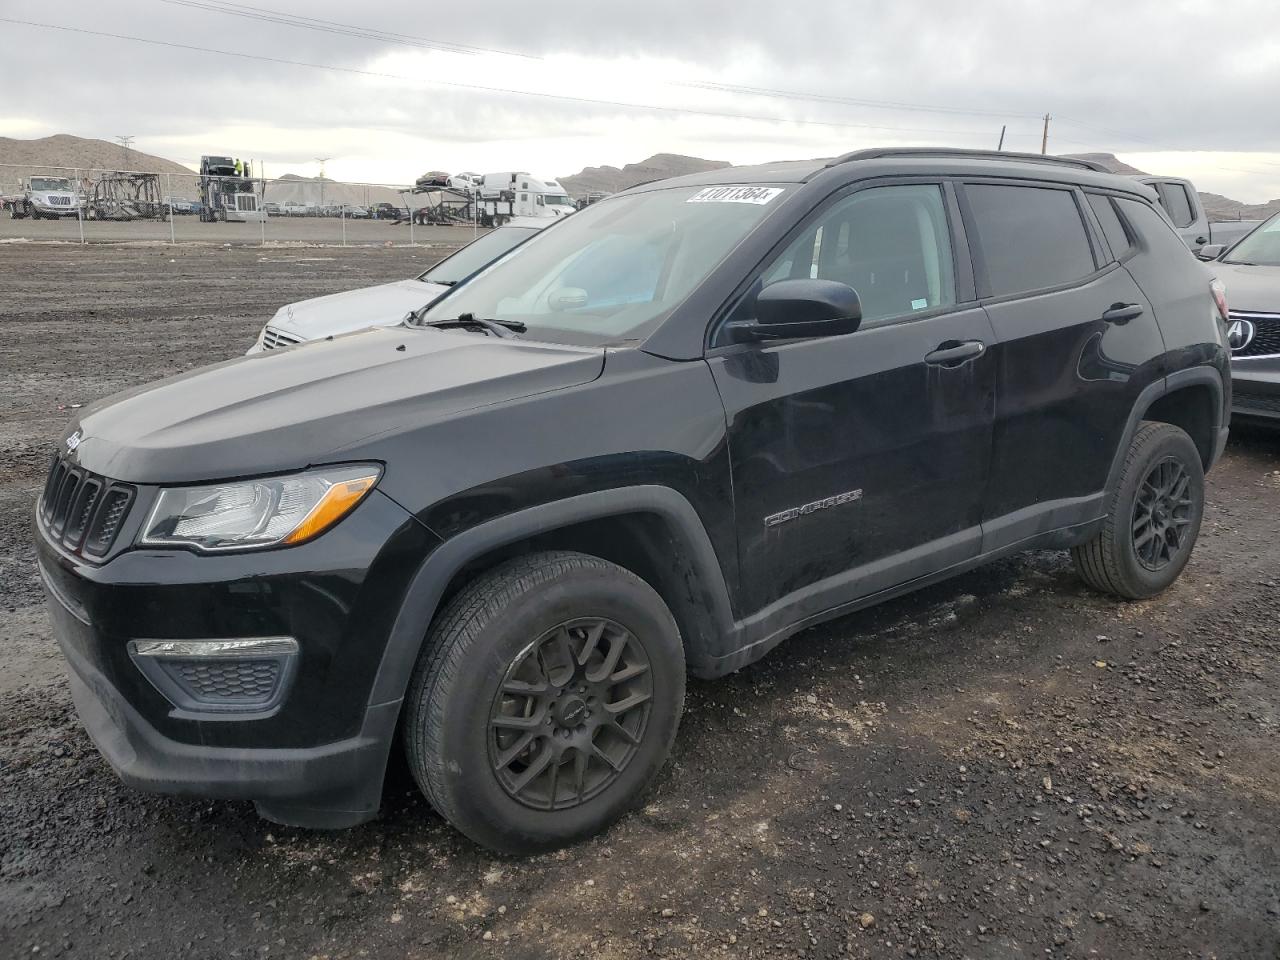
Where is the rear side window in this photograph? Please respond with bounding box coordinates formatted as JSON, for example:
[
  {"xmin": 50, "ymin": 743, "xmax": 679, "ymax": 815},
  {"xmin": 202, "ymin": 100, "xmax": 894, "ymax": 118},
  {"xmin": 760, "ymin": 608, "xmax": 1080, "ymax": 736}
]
[
  {"xmin": 1117, "ymin": 197, "xmax": 1196, "ymax": 260},
  {"xmin": 1086, "ymin": 194, "xmax": 1133, "ymax": 260},
  {"xmin": 1159, "ymin": 182, "xmax": 1196, "ymax": 228},
  {"xmin": 966, "ymin": 184, "xmax": 1097, "ymax": 297}
]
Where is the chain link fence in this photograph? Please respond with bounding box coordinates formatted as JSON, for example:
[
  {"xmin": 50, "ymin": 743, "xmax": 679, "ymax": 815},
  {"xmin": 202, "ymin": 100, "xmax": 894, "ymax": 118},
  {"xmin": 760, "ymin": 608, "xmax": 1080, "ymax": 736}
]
[{"xmin": 0, "ymin": 163, "xmax": 488, "ymax": 247}]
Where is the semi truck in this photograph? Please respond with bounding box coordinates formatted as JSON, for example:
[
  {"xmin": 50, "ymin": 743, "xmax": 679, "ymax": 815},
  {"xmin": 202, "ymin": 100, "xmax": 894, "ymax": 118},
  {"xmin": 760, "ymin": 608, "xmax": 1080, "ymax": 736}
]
[
  {"xmin": 475, "ymin": 172, "xmax": 574, "ymax": 226},
  {"xmin": 198, "ymin": 156, "xmax": 266, "ymax": 223},
  {"xmin": 5, "ymin": 175, "xmax": 83, "ymax": 219}
]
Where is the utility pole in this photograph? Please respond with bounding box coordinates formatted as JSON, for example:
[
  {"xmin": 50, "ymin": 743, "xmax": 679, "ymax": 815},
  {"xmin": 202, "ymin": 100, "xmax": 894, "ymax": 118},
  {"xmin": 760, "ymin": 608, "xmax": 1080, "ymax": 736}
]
[
  {"xmin": 116, "ymin": 135, "xmax": 135, "ymax": 170},
  {"xmin": 1040, "ymin": 114, "xmax": 1051, "ymax": 155},
  {"xmin": 314, "ymin": 156, "xmax": 331, "ymax": 207},
  {"xmin": 997, "ymin": 125, "xmax": 1006, "ymax": 151}
]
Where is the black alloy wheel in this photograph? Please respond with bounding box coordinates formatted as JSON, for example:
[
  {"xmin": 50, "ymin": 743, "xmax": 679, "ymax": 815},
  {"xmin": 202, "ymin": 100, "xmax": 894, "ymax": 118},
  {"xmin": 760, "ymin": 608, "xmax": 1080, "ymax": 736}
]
[
  {"xmin": 488, "ymin": 618, "xmax": 653, "ymax": 811},
  {"xmin": 1131, "ymin": 456, "xmax": 1195, "ymax": 571}
]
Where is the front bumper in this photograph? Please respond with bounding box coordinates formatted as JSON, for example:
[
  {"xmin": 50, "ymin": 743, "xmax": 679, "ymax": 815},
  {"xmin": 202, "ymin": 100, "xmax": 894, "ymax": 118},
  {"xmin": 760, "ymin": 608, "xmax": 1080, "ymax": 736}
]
[
  {"xmin": 1231, "ymin": 360, "xmax": 1280, "ymax": 424},
  {"xmin": 36, "ymin": 488, "xmax": 439, "ymax": 827}
]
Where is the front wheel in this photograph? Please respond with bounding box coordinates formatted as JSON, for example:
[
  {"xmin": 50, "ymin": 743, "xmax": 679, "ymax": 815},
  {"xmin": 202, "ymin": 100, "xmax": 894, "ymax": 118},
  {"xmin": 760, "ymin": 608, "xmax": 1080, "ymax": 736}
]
[
  {"xmin": 1072, "ymin": 421, "xmax": 1205, "ymax": 599},
  {"xmin": 403, "ymin": 551, "xmax": 685, "ymax": 854}
]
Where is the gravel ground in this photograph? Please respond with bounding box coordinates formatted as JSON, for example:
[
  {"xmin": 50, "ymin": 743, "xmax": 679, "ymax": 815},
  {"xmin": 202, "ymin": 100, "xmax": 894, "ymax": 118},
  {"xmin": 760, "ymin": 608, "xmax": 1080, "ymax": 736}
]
[
  {"xmin": 1, "ymin": 243, "xmax": 1278, "ymax": 960},
  {"xmin": 0, "ymin": 215, "xmax": 479, "ymax": 246}
]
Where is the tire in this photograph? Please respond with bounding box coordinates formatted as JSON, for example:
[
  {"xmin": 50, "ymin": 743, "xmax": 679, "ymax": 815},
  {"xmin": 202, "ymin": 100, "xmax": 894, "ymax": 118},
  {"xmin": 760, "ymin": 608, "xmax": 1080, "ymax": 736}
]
[
  {"xmin": 1072, "ymin": 421, "xmax": 1205, "ymax": 599},
  {"xmin": 403, "ymin": 550, "xmax": 685, "ymax": 854}
]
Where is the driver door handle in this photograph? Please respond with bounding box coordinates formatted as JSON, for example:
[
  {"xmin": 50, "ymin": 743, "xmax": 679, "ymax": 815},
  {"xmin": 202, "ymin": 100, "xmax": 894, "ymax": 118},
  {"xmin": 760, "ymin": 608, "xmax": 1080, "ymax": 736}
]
[
  {"xmin": 925, "ymin": 339, "xmax": 986, "ymax": 367},
  {"xmin": 1100, "ymin": 302, "xmax": 1144, "ymax": 325}
]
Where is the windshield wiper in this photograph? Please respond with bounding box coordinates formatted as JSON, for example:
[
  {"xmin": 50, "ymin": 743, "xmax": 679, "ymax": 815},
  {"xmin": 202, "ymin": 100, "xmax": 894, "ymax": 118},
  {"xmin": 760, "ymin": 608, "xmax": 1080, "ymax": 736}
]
[{"xmin": 421, "ymin": 313, "xmax": 526, "ymax": 338}]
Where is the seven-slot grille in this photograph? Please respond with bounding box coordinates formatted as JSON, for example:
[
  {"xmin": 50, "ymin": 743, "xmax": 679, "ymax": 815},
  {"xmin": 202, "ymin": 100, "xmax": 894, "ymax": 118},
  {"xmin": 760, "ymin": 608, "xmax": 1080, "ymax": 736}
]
[
  {"xmin": 40, "ymin": 455, "xmax": 135, "ymax": 557},
  {"xmin": 260, "ymin": 326, "xmax": 302, "ymax": 350},
  {"xmin": 1229, "ymin": 310, "xmax": 1280, "ymax": 359}
]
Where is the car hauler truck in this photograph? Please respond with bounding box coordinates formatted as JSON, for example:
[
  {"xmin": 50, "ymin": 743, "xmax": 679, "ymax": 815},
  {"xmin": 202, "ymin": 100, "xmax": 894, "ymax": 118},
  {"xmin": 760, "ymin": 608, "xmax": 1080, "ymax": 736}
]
[{"xmin": 198, "ymin": 156, "xmax": 265, "ymax": 223}]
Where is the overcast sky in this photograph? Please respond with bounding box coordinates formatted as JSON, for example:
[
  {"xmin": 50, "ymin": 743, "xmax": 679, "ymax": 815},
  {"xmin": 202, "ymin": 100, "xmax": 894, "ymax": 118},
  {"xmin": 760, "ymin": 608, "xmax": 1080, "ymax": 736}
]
[{"xmin": 4, "ymin": 0, "xmax": 1280, "ymax": 200}]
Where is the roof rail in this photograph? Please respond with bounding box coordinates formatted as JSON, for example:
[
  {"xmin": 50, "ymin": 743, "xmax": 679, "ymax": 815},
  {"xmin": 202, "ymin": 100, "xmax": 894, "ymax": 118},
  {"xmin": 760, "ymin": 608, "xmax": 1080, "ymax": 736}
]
[{"xmin": 824, "ymin": 148, "xmax": 1109, "ymax": 173}]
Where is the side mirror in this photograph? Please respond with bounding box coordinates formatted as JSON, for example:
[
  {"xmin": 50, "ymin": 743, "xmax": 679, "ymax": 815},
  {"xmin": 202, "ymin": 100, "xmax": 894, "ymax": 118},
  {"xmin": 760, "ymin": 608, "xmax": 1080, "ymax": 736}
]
[
  {"xmin": 728, "ymin": 279, "xmax": 862, "ymax": 342},
  {"xmin": 1197, "ymin": 243, "xmax": 1226, "ymax": 261}
]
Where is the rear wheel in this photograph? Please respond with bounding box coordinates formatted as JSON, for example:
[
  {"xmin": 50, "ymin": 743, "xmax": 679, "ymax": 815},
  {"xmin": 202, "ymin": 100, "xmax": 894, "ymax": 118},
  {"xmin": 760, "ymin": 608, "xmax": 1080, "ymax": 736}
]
[
  {"xmin": 403, "ymin": 551, "xmax": 685, "ymax": 854},
  {"xmin": 1072, "ymin": 421, "xmax": 1204, "ymax": 599}
]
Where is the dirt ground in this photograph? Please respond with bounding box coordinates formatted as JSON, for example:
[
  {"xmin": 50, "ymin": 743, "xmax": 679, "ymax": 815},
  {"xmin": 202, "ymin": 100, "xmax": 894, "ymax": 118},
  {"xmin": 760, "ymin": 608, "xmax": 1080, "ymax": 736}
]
[
  {"xmin": 1, "ymin": 243, "xmax": 1278, "ymax": 960},
  {"xmin": 0, "ymin": 216, "xmax": 478, "ymax": 246}
]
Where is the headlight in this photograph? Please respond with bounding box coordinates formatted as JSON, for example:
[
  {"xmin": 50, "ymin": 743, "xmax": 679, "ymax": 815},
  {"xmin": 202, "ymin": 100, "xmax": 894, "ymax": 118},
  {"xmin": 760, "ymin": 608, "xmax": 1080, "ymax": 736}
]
[{"xmin": 139, "ymin": 465, "xmax": 381, "ymax": 553}]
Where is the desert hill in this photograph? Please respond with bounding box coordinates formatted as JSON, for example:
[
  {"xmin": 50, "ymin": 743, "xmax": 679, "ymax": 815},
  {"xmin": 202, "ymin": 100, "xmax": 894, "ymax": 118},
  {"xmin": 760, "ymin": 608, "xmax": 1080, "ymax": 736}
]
[
  {"xmin": 0, "ymin": 135, "xmax": 193, "ymax": 191},
  {"xmin": 559, "ymin": 152, "xmax": 731, "ymax": 197}
]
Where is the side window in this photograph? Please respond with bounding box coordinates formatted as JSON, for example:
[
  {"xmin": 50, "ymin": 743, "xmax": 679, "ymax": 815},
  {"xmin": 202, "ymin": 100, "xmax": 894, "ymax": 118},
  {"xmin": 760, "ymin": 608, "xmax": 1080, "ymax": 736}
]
[
  {"xmin": 966, "ymin": 183, "xmax": 1097, "ymax": 297},
  {"xmin": 1161, "ymin": 182, "xmax": 1195, "ymax": 229},
  {"xmin": 1086, "ymin": 193, "xmax": 1133, "ymax": 261},
  {"xmin": 731, "ymin": 183, "xmax": 956, "ymax": 329},
  {"xmin": 1116, "ymin": 197, "xmax": 1196, "ymax": 260}
]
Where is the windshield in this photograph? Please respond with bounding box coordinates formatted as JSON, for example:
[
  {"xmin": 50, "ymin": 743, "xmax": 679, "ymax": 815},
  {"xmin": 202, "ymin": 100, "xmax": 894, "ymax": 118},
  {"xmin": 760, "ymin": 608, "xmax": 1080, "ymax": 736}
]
[
  {"xmin": 31, "ymin": 177, "xmax": 73, "ymax": 192},
  {"xmin": 544, "ymin": 194, "xmax": 574, "ymax": 206},
  {"xmin": 416, "ymin": 184, "xmax": 788, "ymax": 343},
  {"xmin": 1224, "ymin": 214, "xmax": 1280, "ymax": 267},
  {"xmin": 419, "ymin": 226, "xmax": 540, "ymax": 285}
]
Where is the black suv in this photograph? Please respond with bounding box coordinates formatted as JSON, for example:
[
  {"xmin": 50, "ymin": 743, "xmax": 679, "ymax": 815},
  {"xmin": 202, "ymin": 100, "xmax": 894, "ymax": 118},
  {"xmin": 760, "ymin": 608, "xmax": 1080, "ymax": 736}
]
[{"xmin": 36, "ymin": 149, "xmax": 1231, "ymax": 854}]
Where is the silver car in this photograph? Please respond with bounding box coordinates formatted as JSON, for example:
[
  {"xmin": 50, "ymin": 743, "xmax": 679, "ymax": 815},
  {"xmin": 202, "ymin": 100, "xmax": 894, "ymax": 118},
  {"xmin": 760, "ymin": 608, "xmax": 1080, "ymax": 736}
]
[
  {"xmin": 1202, "ymin": 213, "xmax": 1280, "ymax": 425},
  {"xmin": 247, "ymin": 221, "xmax": 547, "ymax": 353}
]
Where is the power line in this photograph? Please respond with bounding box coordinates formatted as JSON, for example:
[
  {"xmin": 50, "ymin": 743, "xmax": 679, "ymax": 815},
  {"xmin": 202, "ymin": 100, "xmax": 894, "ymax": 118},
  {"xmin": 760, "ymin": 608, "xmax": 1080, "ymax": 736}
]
[
  {"xmin": 0, "ymin": 18, "xmax": 1037, "ymax": 142},
  {"xmin": 157, "ymin": 0, "xmax": 540, "ymax": 60}
]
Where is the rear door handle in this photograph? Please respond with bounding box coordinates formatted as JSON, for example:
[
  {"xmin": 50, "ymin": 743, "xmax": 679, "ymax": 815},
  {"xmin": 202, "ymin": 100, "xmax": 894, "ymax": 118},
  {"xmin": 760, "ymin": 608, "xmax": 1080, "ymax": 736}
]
[
  {"xmin": 1100, "ymin": 302, "xmax": 1144, "ymax": 325},
  {"xmin": 925, "ymin": 339, "xmax": 986, "ymax": 367}
]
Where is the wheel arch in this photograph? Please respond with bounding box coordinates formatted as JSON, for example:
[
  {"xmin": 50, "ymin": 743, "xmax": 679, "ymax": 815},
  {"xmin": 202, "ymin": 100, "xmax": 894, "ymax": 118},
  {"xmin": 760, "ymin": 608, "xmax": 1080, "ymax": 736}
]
[
  {"xmin": 1105, "ymin": 366, "xmax": 1225, "ymax": 497},
  {"xmin": 368, "ymin": 486, "xmax": 737, "ymax": 708}
]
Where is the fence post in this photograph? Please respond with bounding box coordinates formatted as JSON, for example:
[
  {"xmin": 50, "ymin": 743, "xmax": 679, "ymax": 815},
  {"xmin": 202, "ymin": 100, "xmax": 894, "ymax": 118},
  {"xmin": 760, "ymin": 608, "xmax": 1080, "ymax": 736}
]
[
  {"xmin": 260, "ymin": 178, "xmax": 267, "ymax": 247},
  {"xmin": 75, "ymin": 167, "xmax": 85, "ymax": 245},
  {"xmin": 167, "ymin": 173, "xmax": 175, "ymax": 245},
  {"xmin": 341, "ymin": 203, "xmax": 347, "ymax": 247}
]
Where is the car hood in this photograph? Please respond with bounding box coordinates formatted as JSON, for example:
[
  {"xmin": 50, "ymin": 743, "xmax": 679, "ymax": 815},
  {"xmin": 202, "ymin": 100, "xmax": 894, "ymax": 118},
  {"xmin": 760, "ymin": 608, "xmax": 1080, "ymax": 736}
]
[
  {"xmin": 271, "ymin": 279, "xmax": 450, "ymax": 340},
  {"xmin": 1211, "ymin": 262, "xmax": 1280, "ymax": 313},
  {"xmin": 66, "ymin": 326, "xmax": 605, "ymax": 484}
]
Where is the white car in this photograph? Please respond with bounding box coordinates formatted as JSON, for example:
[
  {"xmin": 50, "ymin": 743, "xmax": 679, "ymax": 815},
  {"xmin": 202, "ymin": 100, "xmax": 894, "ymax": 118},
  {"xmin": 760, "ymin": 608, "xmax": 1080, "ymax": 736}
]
[{"xmin": 247, "ymin": 220, "xmax": 547, "ymax": 353}]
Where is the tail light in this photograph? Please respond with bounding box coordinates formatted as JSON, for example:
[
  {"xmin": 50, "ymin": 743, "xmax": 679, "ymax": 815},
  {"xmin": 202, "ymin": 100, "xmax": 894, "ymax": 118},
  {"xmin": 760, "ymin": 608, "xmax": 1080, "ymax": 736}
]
[{"xmin": 1210, "ymin": 278, "xmax": 1229, "ymax": 323}]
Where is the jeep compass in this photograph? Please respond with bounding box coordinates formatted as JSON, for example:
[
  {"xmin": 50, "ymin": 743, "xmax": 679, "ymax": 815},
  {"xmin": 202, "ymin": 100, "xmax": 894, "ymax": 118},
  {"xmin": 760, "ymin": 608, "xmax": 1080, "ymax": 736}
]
[{"xmin": 36, "ymin": 149, "xmax": 1231, "ymax": 854}]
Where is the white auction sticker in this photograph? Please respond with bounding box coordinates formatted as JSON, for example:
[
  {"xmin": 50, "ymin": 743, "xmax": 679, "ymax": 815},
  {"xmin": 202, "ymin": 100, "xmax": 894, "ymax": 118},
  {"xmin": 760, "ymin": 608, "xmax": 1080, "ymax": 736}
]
[{"xmin": 687, "ymin": 186, "xmax": 784, "ymax": 205}]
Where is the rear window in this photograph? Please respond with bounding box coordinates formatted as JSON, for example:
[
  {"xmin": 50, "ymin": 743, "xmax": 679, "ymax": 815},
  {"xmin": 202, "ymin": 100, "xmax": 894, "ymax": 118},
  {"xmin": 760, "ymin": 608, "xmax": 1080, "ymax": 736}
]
[
  {"xmin": 1159, "ymin": 182, "xmax": 1196, "ymax": 229},
  {"xmin": 966, "ymin": 184, "xmax": 1097, "ymax": 297},
  {"xmin": 1086, "ymin": 194, "xmax": 1133, "ymax": 260}
]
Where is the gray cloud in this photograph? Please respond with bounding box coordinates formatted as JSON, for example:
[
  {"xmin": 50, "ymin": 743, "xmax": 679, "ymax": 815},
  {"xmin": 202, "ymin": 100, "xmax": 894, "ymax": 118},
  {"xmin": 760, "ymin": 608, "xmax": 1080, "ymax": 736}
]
[{"xmin": 4, "ymin": 0, "xmax": 1280, "ymax": 192}]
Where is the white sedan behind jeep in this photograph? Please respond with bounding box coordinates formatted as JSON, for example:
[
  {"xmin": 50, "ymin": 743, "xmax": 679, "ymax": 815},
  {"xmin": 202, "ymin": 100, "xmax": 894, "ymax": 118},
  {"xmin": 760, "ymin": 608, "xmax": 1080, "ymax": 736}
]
[{"xmin": 247, "ymin": 220, "xmax": 548, "ymax": 353}]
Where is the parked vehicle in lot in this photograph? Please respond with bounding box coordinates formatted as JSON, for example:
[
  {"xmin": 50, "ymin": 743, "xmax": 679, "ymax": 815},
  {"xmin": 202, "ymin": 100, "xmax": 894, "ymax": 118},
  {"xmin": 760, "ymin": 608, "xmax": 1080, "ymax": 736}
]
[
  {"xmin": 162, "ymin": 197, "xmax": 194, "ymax": 215},
  {"xmin": 7, "ymin": 176, "xmax": 83, "ymax": 219},
  {"xmin": 37, "ymin": 149, "xmax": 1230, "ymax": 854},
  {"xmin": 247, "ymin": 220, "xmax": 549, "ymax": 352},
  {"xmin": 263, "ymin": 201, "xmax": 282, "ymax": 217},
  {"xmin": 280, "ymin": 201, "xmax": 310, "ymax": 217},
  {"xmin": 1201, "ymin": 213, "xmax": 1280, "ymax": 424},
  {"xmin": 1133, "ymin": 175, "xmax": 1260, "ymax": 253}
]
